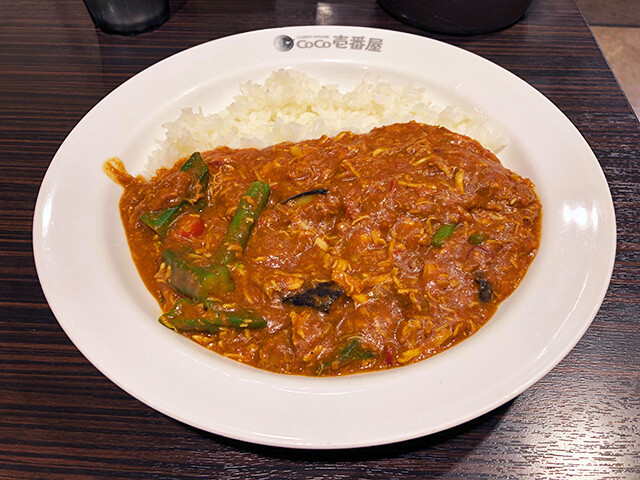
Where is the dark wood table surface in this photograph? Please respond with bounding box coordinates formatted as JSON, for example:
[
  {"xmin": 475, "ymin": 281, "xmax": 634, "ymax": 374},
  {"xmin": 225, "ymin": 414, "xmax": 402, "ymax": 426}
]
[{"xmin": 2, "ymin": 0, "xmax": 639, "ymax": 478}]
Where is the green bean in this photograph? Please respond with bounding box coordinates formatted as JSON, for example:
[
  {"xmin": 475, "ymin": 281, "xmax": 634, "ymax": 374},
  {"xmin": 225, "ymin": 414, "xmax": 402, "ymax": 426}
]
[
  {"xmin": 431, "ymin": 223, "xmax": 457, "ymax": 248},
  {"xmin": 214, "ymin": 181, "xmax": 270, "ymax": 266},
  {"xmin": 139, "ymin": 152, "xmax": 209, "ymax": 236},
  {"xmin": 140, "ymin": 203, "xmax": 187, "ymax": 236},
  {"xmin": 337, "ymin": 338, "xmax": 375, "ymax": 362},
  {"xmin": 468, "ymin": 232, "xmax": 488, "ymax": 245},
  {"xmin": 317, "ymin": 337, "xmax": 374, "ymax": 375},
  {"xmin": 203, "ymin": 300, "xmax": 266, "ymax": 329},
  {"xmin": 160, "ymin": 298, "xmax": 266, "ymax": 333},
  {"xmin": 162, "ymin": 249, "xmax": 233, "ymax": 299},
  {"xmin": 179, "ymin": 151, "xmax": 209, "ymax": 192},
  {"xmin": 160, "ymin": 181, "xmax": 269, "ymax": 298}
]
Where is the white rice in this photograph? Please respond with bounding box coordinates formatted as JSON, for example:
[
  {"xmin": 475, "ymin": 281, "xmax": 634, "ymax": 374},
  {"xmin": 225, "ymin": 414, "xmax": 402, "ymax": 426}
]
[{"xmin": 146, "ymin": 69, "xmax": 505, "ymax": 174}]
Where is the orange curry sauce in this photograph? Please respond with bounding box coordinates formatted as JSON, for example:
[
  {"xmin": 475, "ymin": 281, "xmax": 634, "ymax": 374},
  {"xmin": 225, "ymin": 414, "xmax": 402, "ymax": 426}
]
[{"xmin": 106, "ymin": 122, "xmax": 541, "ymax": 376}]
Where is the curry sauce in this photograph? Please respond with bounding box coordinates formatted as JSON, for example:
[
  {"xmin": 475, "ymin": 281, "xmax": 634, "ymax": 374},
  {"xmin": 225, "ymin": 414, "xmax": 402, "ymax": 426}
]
[{"xmin": 106, "ymin": 121, "xmax": 541, "ymax": 376}]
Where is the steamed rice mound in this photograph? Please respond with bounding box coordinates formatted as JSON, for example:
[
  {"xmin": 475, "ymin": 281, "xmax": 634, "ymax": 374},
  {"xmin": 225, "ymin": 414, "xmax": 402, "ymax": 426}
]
[{"xmin": 146, "ymin": 69, "xmax": 504, "ymax": 175}]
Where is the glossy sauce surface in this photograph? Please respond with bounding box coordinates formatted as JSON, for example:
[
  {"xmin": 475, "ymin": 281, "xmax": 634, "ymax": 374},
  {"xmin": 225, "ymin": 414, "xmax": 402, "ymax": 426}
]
[{"xmin": 114, "ymin": 122, "xmax": 541, "ymax": 375}]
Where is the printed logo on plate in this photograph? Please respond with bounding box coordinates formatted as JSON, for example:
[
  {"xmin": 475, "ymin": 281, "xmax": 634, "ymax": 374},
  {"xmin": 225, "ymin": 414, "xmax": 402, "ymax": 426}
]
[{"xmin": 274, "ymin": 34, "xmax": 383, "ymax": 52}]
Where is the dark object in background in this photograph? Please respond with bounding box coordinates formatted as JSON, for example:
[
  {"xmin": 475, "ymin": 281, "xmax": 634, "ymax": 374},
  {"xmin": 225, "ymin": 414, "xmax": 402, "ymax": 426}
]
[
  {"xmin": 378, "ymin": 0, "xmax": 534, "ymax": 34},
  {"xmin": 82, "ymin": 0, "xmax": 170, "ymax": 35}
]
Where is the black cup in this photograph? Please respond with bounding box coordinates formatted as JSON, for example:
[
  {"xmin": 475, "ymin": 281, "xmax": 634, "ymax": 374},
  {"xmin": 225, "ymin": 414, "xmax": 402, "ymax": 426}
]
[
  {"xmin": 378, "ymin": 0, "xmax": 534, "ymax": 34},
  {"xmin": 83, "ymin": 0, "xmax": 170, "ymax": 35}
]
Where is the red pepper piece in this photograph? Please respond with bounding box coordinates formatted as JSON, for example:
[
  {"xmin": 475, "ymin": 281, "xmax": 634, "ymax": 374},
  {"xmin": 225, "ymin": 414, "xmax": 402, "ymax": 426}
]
[{"xmin": 175, "ymin": 215, "xmax": 205, "ymax": 240}]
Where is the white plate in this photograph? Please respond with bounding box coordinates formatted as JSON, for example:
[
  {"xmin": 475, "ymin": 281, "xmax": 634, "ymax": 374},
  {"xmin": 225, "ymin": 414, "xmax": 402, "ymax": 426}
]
[{"xmin": 33, "ymin": 26, "xmax": 616, "ymax": 449}]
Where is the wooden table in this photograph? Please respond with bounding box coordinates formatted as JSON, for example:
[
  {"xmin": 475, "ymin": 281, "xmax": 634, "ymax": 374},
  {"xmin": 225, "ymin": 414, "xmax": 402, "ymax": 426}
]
[{"xmin": 2, "ymin": 0, "xmax": 639, "ymax": 478}]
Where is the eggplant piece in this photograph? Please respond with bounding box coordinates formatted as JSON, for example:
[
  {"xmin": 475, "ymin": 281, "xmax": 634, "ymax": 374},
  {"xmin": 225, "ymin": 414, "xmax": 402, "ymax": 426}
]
[
  {"xmin": 282, "ymin": 281, "xmax": 344, "ymax": 313},
  {"xmin": 280, "ymin": 188, "xmax": 329, "ymax": 205},
  {"xmin": 473, "ymin": 272, "xmax": 494, "ymax": 303}
]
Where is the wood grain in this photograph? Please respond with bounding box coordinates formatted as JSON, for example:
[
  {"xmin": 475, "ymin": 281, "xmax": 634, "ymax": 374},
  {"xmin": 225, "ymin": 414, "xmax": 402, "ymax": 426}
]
[{"xmin": 1, "ymin": 0, "xmax": 639, "ymax": 478}]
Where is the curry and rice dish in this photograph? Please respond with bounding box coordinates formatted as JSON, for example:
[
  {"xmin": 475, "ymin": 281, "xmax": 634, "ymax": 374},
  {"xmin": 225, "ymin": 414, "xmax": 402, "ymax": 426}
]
[{"xmin": 106, "ymin": 121, "xmax": 541, "ymax": 376}]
